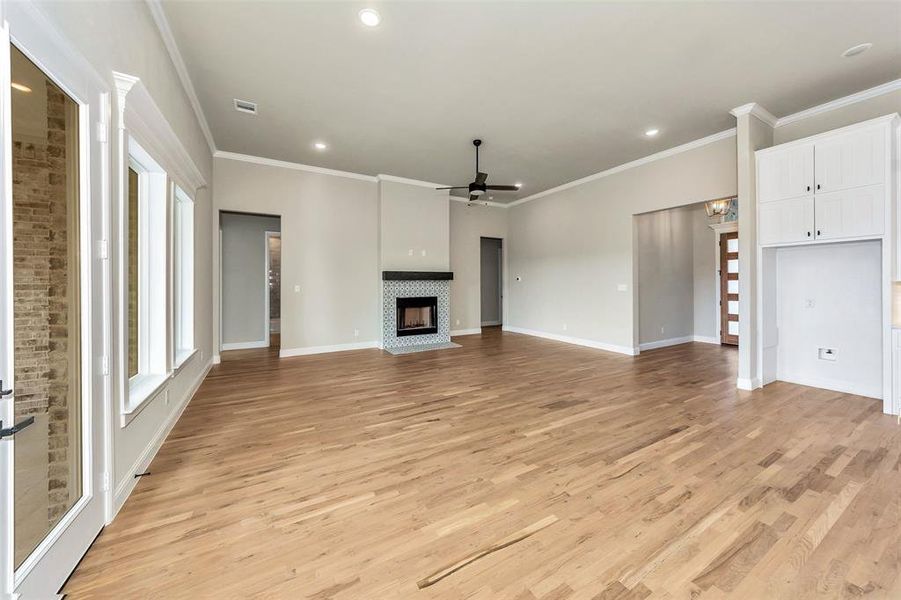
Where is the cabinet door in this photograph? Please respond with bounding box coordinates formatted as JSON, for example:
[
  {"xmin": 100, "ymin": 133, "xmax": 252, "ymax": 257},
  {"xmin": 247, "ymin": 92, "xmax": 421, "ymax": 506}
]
[
  {"xmin": 814, "ymin": 184, "xmax": 884, "ymax": 241},
  {"xmin": 814, "ymin": 126, "xmax": 885, "ymax": 193},
  {"xmin": 759, "ymin": 196, "xmax": 815, "ymax": 246},
  {"xmin": 758, "ymin": 143, "xmax": 814, "ymax": 203}
]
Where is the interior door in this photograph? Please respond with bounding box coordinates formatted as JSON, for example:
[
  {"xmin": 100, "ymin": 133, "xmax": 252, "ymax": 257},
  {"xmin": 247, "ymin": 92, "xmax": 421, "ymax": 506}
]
[
  {"xmin": 719, "ymin": 232, "xmax": 738, "ymax": 346},
  {"xmin": 1, "ymin": 6, "xmax": 108, "ymax": 598}
]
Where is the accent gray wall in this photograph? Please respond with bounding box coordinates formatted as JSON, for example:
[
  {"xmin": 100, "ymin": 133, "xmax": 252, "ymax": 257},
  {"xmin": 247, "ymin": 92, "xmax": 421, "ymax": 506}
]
[{"xmin": 220, "ymin": 213, "xmax": 281, "ymax": 346}]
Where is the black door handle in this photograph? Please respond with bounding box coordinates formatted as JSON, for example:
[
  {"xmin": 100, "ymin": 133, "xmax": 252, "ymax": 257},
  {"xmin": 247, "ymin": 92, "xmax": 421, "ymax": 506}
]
[
  {"xmin": 0, "ymin": 379, "xmax": 11, "ymax": 397},
  {"xmin": 0, "ymin": 416, "xmax": 35, "ymax": 439}
]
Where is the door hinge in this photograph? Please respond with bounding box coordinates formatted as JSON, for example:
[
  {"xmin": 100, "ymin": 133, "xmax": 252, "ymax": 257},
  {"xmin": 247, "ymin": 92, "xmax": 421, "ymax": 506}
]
[
  {"xmin": 101, "ymin": 355, "xmax": 110, "ymax": 376},
  {"xmin": 96, "ymin": 121, "xmax": 108, "ymax": 143},
  {"xmin": 102, "ymin": 472, "xmax": 110, "ymax": 492},
  {"xmin": 97, "ymin": 239, "xmax": 109, "ymax": 260}
]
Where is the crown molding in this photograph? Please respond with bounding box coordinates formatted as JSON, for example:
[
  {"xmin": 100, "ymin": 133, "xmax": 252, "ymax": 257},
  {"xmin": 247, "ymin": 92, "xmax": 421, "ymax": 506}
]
[
  {"xmin": 508, "ymin": 128, "xmax": 736, "ymax": 207},
  {"xmin": 214, "ymin": 150, "xmax": 378, "ymax": 182},
  {"xmin": 774, "ymin": 78, "xmax": 901, "ymax": 128},
  {"xmin": 376, "ymin": 173, "xmax": 449, "ymax": 189},
  {"xmin": 146, "ymin": 0, "xmax": 217, "ymax": 155},
  {"xmin": 730, "ymin": 102, "xmax": 778, "ymax": 128}
]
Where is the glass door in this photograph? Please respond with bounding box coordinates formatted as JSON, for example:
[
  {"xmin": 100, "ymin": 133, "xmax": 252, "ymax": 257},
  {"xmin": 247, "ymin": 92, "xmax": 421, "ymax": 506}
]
[{"xmin": 1, "ymin": 6, "xmax": 108, "ymax": 597}]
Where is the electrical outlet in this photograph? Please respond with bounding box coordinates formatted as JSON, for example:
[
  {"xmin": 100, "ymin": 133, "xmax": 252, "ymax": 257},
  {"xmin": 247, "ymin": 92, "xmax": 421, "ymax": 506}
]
[
  {"xmin": 818, "ymin": 347, "xmax": 837, "ymax": 361},
  {"xmin": 354, "ymin": 329, "xmax": 359, "ymax": 338},
  {"xmin": 408, "ymin": 249, "xmax": 414, "ymax": 256},
  {"xmin": 617, "ymin": 283, "xmax": 628, "ymax": 292},
  {"xmin": 455, "ymin": 319, "xmax": 460, "ymax": 326},
  {"xmin": 660, "ymin": 326, "xmax": 665, "ymax": 334},
  {"xmin": 294, "ymin": 285, "xmax": 300, "ymax": 293},
  {"xmin": 563, "ymin": 323, "xmax": 568, "ymax": 331},
  {"xmin": 421, "ymin": 249, "xmax": 426, "ymax": 256}
]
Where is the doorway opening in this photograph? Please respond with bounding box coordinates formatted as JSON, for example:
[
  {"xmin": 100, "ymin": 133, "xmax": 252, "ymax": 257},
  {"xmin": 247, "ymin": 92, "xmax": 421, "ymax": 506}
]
[
  {"xmin": 266, "ymin": 232, "xmax": 281, "ymax": 348},
  {"xmin": 219, "ymin": 211, "xmax": 281, "ymax": 353},
  {"xmin": 635, "ymin": 199, "xmax": 737, "ymax": 351},
  {"xmin": 480, "ymin": 237, "xmax": 503, "ymax": 327}
]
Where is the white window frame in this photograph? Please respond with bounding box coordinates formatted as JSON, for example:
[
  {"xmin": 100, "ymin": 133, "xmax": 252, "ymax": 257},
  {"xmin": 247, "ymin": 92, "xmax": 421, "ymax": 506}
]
[
  {"xmin": 124, "ymin": 137, "xmax": 168, "ymax": 413},
  {"xmin": 173, "ymin": 184, "xmax": 195, "ymax": 368}
]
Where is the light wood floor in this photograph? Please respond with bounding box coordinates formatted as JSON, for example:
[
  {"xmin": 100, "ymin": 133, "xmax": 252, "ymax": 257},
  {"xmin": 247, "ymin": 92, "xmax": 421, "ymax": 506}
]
[{"xmin": 64, "ymin": 328, "xmax": 901, "ymax": 599}]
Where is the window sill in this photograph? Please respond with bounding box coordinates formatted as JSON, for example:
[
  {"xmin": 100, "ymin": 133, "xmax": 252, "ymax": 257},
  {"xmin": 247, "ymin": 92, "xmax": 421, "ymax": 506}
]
[
  {"xmin": 173, "ymin": 348, "xmax": 198, "ymax": 373},
  {"xmin": 122, "ymin": 372, "xmax": 170, "ymax": 426}
]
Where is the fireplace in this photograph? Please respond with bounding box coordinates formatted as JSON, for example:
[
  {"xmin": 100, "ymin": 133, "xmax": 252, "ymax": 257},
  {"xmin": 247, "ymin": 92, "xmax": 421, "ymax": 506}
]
[{"xmin": 396, "ymin": 296, "xmax": 438, "ymax": 336}]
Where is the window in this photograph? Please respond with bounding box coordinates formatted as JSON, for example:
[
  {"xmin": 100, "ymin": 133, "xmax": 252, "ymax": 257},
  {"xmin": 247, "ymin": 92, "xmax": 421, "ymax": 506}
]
[
  {"xmin": 173, "ymin": 185, "xmax": 195, "ymax": 366},
  {"xmin": 125, "ymin": 137, "xmax": 168, "ymax": 410}
]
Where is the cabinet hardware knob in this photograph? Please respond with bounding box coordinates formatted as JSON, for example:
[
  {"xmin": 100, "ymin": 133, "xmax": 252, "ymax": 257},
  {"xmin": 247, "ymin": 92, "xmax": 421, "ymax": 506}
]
[
  {"xmin": 817, "ymin": 230, "xmax": 821, "ymax": 236},
  {"xmin": 816, "ymin": 184, "xmax": 821, "ymax": 190},
  {"xmin": 807, "ymin": 231, "xmax": 811, "ymax": 237},
  {"xmin": 807, "ymin": 186, "xmax": 810, "ymax": 192}
]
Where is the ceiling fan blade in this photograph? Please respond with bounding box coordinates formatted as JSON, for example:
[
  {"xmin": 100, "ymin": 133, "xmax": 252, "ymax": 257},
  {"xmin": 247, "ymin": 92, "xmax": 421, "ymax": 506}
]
[
  {"xmin": 435, "ymin": 186, "xmax": 469, "ymax": 190},
  {"xmin": 485, "ymin": 185, "xmax": 519, "ymax": 191},
  {"xmin": 474, "ymin": 172, "xmax": 488, "ymax": 185}
]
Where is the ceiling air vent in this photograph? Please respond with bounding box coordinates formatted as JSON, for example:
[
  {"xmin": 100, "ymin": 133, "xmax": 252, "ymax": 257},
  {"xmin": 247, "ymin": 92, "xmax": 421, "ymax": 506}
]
[{"xmin": 234, "ymin": 98, "xmax": 257, "ymax": 115}]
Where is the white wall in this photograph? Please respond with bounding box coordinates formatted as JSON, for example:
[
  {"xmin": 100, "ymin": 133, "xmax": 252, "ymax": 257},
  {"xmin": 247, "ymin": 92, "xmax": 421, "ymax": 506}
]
[
  {"xmin": 213, "ymin": 157, "xmax": 380, "ymax": 355},
  {"xmin": 774, "ymin": 241, "xmax": 882, "ymax": 398},
  {"xmin": 480, "ymin": 237, "xmax": 502, "ymax": 325},
  {"xmin": 507, "ymin": 136, "xmax": 736, "ymax": 352},
  {"xmin": 220, "ymin": 213, "xmax": 281, "ymax": 347},
  {"xmin": 449, "ymin": 202, "xmax": 508, "ymax": 333},
  {"xmin": 379, "ymin": 180, "xmax": 450, "ymax": 271},
  {"xmin": 775, "ymin": 89, "xmax": 901, "ymax": 144},
  {"xmin": 33, "ymin": 1, "xmax": 215, "ymax": 512}
]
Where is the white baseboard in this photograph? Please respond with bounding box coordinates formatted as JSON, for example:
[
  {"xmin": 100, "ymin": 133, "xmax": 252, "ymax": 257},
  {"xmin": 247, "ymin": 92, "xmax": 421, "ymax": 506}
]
[
  {"xmin": 774, "ymin": 373, "xmax": 882, "ymax": 400},
  {"xmin": 279, "ymin": 341, "xmax": 379, "ymax": 358},
  {"xmin": 639, "ymin": 336, "xmax": 694, "ymax": 351},
  {"xmin": 221, "ymin": 340, "xmax": 268, "ymax": 351},
  {"xmin": 693, "ymin": 335, "xmax": 721, "ymax": 345},
  {"xmin": 451, "ymin": 328, "xmax": 482, "ymax": 337},
  {"xmin": 480, "ymin": 320, "xmax": 501, "ymax": 327},
  {"xmin": 212, "ymin": 354, "xmax": 221, "ymax": 365},
  {"xmin": 736, "ymin": 377, "xmax": 761, "ymax": 390},
  {"xmin": 502, "ymin": 325, "xmax": 637, "ymax": 356},
  {"xmin": 113, "ymin": 358, "xmax": 213, "ymax": 518}
]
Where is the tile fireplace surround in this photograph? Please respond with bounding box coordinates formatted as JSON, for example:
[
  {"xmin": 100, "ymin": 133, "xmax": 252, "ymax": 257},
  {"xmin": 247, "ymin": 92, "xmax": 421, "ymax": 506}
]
[{"xmin": 382, "ymin": 272, "xmax": 452, "ymax": 349}]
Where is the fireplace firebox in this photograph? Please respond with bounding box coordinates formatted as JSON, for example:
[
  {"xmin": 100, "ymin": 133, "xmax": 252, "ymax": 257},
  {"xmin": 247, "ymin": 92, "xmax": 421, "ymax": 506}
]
[{"xmin": 396, "ymin": 296, "xmax": 438, "ymax": 336}]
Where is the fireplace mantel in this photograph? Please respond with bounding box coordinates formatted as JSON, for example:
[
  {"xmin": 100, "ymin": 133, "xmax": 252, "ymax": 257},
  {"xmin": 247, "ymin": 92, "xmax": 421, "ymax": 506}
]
[{"xmin": 382, "ymin": 271, "xmax": 453, "ymax": 281}]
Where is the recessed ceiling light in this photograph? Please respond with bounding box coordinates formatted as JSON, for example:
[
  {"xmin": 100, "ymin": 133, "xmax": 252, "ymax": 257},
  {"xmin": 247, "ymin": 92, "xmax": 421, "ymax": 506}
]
[
  {"xmin": 842, "ymin": 43, "xmax": 872, "ymax": 58},
  {"xmin": 314, "ymin": 142, "xmax": 327, "ymax": 150},
  {"xmin": 645, "ymin": 128, "xmax": 659, "ymax": 137},
  {"xmin": 11, "ymin": 82, "xmax": 31, "ymax": 93},
  {"xmin": 359, "ymin": 8, "xmax": 380, "ymax": 27}
]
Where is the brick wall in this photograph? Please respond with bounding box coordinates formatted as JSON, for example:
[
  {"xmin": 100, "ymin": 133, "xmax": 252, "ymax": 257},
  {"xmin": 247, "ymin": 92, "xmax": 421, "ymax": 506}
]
[{"xmin": 12, "ymin": 81, "xmax": 78, "ymax": 526}]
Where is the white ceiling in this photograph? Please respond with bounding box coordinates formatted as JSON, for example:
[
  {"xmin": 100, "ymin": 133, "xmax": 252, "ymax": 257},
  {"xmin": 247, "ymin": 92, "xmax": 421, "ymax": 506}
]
[{"xmin": 161, "ymin": 1, "xmax": 901, "ymax": 202}]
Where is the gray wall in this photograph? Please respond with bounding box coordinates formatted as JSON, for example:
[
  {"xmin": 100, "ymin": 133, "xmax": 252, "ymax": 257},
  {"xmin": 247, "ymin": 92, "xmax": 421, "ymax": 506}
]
[
  {"xmin": 449, "ymin": 202, "xmax": 508, "ymax": 332},
  {"xmin": 692, "ymin": 206, "xmax": 718, "ymax": 340},
  {"xmin": 637, "ymin": 207, "xmax": 695, "ymax": 344},
  {"xmin": 775, "ymin": 89, "xmax": 901, "ymax": 144},
  {"xmin": 379, "ymin": 180, "xmax": 450, "ymax": 271},
  {"xmin": 480, "ymin": 238, "xmax": 503, "ymax": 325},
  {"xmin": 213, "ymin": 158, "xmax": 380, "ymax": 353},
  {"xmin": 507, "ymin": 136, "xmax": 737, "ymax": 352},
  {"xmin": 220, "ymin": 213, "xmax": 281, "ymax": 346}
]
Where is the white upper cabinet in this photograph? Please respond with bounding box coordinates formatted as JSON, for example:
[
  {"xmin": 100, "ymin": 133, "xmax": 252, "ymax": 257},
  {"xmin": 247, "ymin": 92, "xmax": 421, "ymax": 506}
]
[
  {"xmin": 814, "ymin": 185, "xmax": 884, "ymax": 241},
  {"xmin": 759, "ymin": 197, "xmax": 814, "ymax": 246},
  {"xmin": 758, "ymin": 143, "xmax": 814, "ymax": 203},
  {"xmin": 756, "ymin": 116, "xmax": 894, "ymax": 247},
  {"xmin": 813, "ymin": 126, "xmax": 885, "ymax": 194}
]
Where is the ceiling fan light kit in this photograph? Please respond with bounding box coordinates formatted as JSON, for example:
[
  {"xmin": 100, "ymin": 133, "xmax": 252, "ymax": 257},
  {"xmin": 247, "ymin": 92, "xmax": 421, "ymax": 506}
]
[{"xmin": 436, "ymin": 139, "xmax": 521, "ymax": 202}]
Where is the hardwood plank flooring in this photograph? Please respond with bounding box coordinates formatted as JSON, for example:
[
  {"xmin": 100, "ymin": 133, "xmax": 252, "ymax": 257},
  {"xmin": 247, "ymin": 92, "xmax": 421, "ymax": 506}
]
[{"xmin": 63, "ymin": 328, "xmax": 901, "ymax": 599}]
